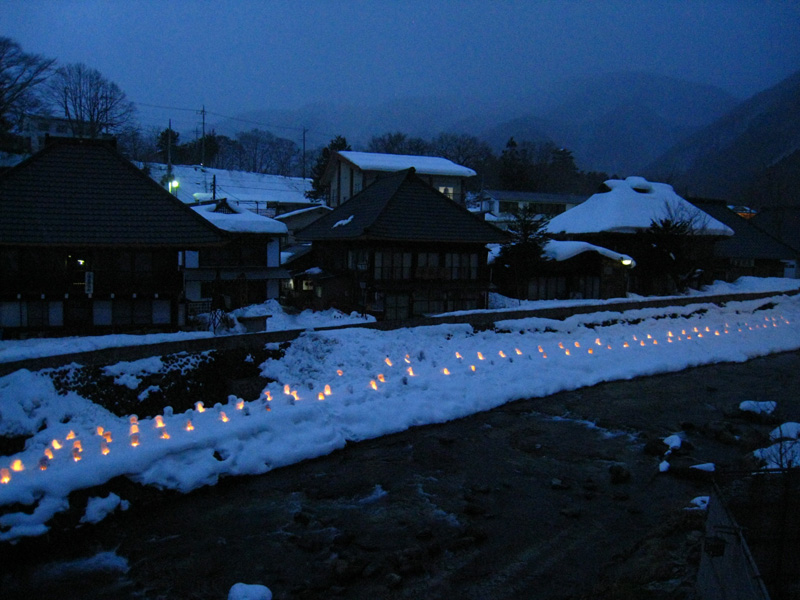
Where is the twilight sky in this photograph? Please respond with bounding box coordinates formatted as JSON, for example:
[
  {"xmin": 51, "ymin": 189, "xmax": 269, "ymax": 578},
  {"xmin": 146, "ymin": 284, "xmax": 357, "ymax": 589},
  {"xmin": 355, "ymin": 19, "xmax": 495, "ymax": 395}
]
[{"xmin": 3, "ymin": 0, "xmax": 800, "ymax": 138}]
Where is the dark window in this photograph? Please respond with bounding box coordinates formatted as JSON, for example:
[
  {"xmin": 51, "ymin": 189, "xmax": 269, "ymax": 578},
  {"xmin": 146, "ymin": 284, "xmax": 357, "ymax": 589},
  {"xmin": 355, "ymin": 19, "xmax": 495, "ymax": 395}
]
[
  {"xmin": 113, "ymin": 300, "xmax": 133, "ymax": 325},
  {"xmin": 384, "ymin": 293, "xmax": 410, "ymax": 320},
  {"xmin": 133, "ymin": 299, "xmax": 152, "ymax": 325},
  {"xmin": 374, "ymin": 250, "xmax": 411, "ymax": 280},
  {"xmin": 444, "ymin": 253, "xmax": 478, "ymax": 280},
  {"xmin": 27, "ymin": 301, "xmax": 49, "ymax": 327}
]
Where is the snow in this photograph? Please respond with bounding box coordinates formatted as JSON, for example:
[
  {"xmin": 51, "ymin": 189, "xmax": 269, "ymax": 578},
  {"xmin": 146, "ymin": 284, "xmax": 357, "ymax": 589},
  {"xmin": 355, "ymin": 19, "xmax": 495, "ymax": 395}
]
[
  {"xmin": 546, "ymin": 176, "xmax": 734, "ymax": 236},
  {"xmin": 686, "ymin": 496, "xmax": 710, "ymax": 510},
  {"xmin": 769, "ymin": 422, "xmax": 800, "ymax": 440},
  {"xmin": 80, "ymin": 493, "xmax": 129, "ymax": 524},
  {"xmin": 663, "ymin": 434, "xmax": 682, "ymax": 450},
  {"xmin": 228, "ymin": 583, "xmax": 272, "ymax": 600},
  {"xmin": 338, "ymin": 151, "xmax": 477, "ymax": 177},
  {"xmin": 1, "ymin": 280, "xmax": 800, "ymax": 542},
  {"xmin": 140, "ymin": 163, "xmax": 313, "ymax": 209},
  {"xmin": 191, "ymin": 203, "xmax": 288, "ymax": 235},
  {"xmin": 544, "ymin": 240, "xmax": 636, "ymax": 266},
  {"xmin": 740, "ymin": 400, "xmax": 777, "ymax": 415},
  {"xmin": 332, "ymin": 215, "xmax": 354, "ymax": 229}
]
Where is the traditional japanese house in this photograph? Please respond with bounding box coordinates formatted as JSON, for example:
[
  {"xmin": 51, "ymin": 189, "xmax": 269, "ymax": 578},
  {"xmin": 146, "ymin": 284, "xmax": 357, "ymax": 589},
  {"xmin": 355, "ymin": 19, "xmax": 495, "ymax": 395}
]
[
  {"xmin": 294, "ymin": 168, "xmax": 508, "ymax": 320},
  {"xmin": 0, "ymin": 137, "xmax": 224, "ymax": 336}
]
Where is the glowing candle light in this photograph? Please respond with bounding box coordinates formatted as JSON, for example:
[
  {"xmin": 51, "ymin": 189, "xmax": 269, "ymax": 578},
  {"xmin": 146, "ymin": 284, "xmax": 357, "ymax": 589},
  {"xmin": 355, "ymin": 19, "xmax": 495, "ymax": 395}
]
[
  {"xmin": 668, "ymin": 338, "xmax": 673, "ymax": 343},
  {"xmin": 687, "ymin": 335, "xmax": 692, "ymax": 339},
  {"xmin": 337, "ymin": 369, "xmax": 343, "ymax": 376},
  {"xmin": 565, "ymin": 349, "xmax": 571, "ymax": 356},
  {"xmin": 370, "ymin": 380, "xmax": 378, "ymax": 390},
  {"xmin": 668, "ymin": 331, "xmax": 673, "ymax": 337},
  {"xmin": 632, "ymin": 335, "xmax": 638, "ymax": 341},
  {"xmin": 588, "ymin": 348, "xmax": 594, "ymax": 355},
  {"xmin": 470, "ymin": 365, "xmax": 476, "ymax": 371},
  {"xmin": 607, "ymin": 345, "xmax": 612, "ymax": 350},
  {"xmin": 96, "ymin": 426, "xmax": 105, "ymax": 436},
  {"xmin": 646, "ymin": 334, "xmax": 652, "ymax": 339},
  {"xmin": 693, "ymin": 327, "xmax": 699, "ymax": 333},
  {"xmin": 73, "ymin": 440, "xmax": 82, "ymax": 452},
  {"xmin": 515, "ymin": 348, "xmax": 523, "ymax": 355},
  {"xmin": 623, "ymin": 342, "xmax": 629, "ymax": 348},
  {"xmin": 130, "ymin": 434, "xmax": 139, "ymax": 447},
  {"xmin": 574, "ymin": 341, "xmax": 580, "ymax": 348},
  {"xmin": 220, "ymin": 412, "xmax": 229, "ymax": 422},
  {"xmin": 1, "ymin": 468, "xmax": 10, "ymax": 483},
  {"xmin": 558, "ymin": 342, "xmax": 564, "ymax": 349},
  {"xmin": 130, "ymin": 416, "xmax": 138, "ymax": 424},
  {"xmin": 697, "ymin": 333, "xmax": 703, "ymax": 338},
  {"xmin": 443, "ymin": 368, "xmax": 450, "ymax": 375},
  {"xmin": 264, "ymin": 391, "xmax": 272, "ymax": 401},
  {"xmin": 66, "ymin": 430, "xmax": 76, "ymax": 440},
  {"xmin": 72, "ymin": 448, "xmax": 81, "ymax": 462},
  {"xmin": 160, "ymin": 430, "xmax": 170, "ymax": 440},
  {"xmin": 291, "ymin": 390, "xmax": 300, "ymax": 401},
  {"xmin": 52, "ymin": 439, "xmax": 62, "ymax": 450},
  {"xmin": 185, "ymin": 420, "xmax": 194, "ymax": 431},
  {"xmin": 44, "ymin": 448, "xmax": 54, "ymax": 460},
  {"xmin": 538, "ymin": 346, "xmax": 544, "ymax": 353},
  {"xmin": 705, "ymin": 327, "xmax": 710, "ymax": 332},
  {"xmin": 595, "ymin": 338, "xmax": 602, "ymax": 346},
  {"xmin": 11, "ymin": 459, "xmax": 23, "ymax": 472},
  {"xmin": 104, "ymin": 431, "xmax": 112, "ymax": 443},
  {"xmin": 640, "ymin": 340, "xmax": 645, "ymax": 346},
  {"xmin": 477, "ymin": 352, "xmax": 485, "ymax": 360},
  {"xmin": 542, "ymin": 353, "xmax": 548, "ymax": 359},
  {"xmin": 284, "ymin": 384, "xmax": 291, "ymax": 395},
  {"xmin": 385, "ymin": 357, "xmax": 393, "ymax": 366},
  {"xmin": 407, "ymin": 367, "xmax": 415, "ymax": 376},
  {"xmin": 318, "ymin": 392, "xmax": 325, "ymax": 401},
  {"xmin": 681, "ymin": 330, "xmax": 686, "ymax": 335},
  {"xmin": 324, "ymin": 384, "xmax": 332, "ymax": 396},
  {"xmin": 236, "ymin": 399, "xmax": 245, "ymax": 410},
  {"xmin": 101, "ymin": 442, "xmax": 110, "ymax": 455},
  {"xmin": 499, "ymin": 350, "xmax": 506, "ymax": 358},
  {"xmin": 378, "ymin": 374, "xmax": 385, "ymax": 382},
  {"xmin": 154, "ymin": 415, "xmax": 165, "ymax": 428},
  {"xmin": 195, "ymin": 401, "xmax": 205, "ymax": 412},
  {"xmin": 130, "ymin": 424, "xmax": 139, "ymax": 435},
  {"xmin": 653, "ymin": 340, "xmax": 658, "ymax": 345},
  {"xmin": 455, "ymin": 352, "xmax": 463, "ymax": 359},
  {"xmin": 38, "ymin": 458, "xmax": 48, "ymax": 471}
]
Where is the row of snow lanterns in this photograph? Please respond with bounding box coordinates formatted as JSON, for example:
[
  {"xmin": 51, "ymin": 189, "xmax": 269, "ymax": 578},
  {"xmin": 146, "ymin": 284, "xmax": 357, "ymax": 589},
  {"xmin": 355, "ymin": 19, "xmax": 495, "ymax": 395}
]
[{"xmin": 0, "ymin": 314, "xmax": 790, "ymax": 486}]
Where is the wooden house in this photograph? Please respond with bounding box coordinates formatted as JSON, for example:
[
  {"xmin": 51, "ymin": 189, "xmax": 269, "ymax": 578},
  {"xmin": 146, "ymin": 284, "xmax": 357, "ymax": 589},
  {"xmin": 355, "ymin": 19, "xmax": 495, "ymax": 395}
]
[
  {"xmin": 323, "ymin": 151, "xmax": 476, "ymax": 207},
  {"xmin": 546, "ymin": 177, "xmax": 733, "ymax": 295},
  {"xmin": 294, "ymin": 168, "xmax": 508, "ymax": 320},
  {"xmin": 184, "ymin": 199, "xmax": 289, "ymax": 313},
  {"xmin": 0, "ymin": 138, "xmax": 224, "ymax": 337}
]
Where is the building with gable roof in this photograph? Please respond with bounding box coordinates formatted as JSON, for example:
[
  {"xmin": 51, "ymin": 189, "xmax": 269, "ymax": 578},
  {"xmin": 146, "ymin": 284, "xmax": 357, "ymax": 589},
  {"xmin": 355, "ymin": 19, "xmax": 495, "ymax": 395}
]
[
  {"xmin": 0, "ymin": 138, "xmax": 224, "ymax": 336},
  {"xmin": 295, "ymin": 168, "xmax": 508, "ymax": 320},
  {"xmin": 322, "ymin": 150, "xmax": 476, "ymax": 207}
]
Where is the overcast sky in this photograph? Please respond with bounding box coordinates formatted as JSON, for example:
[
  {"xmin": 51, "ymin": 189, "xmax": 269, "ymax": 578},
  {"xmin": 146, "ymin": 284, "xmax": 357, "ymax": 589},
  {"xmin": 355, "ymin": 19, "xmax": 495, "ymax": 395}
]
[{"xmin": 3, "ymin": 0, "xmax": 800, "ymax": 136}]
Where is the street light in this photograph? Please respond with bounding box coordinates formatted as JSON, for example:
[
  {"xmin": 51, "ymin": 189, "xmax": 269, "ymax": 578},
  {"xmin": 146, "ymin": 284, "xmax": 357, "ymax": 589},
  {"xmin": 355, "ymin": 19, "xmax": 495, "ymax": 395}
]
[{"xmin": 168, "ymin": 179, "xmax": 180, "ymax": 195}]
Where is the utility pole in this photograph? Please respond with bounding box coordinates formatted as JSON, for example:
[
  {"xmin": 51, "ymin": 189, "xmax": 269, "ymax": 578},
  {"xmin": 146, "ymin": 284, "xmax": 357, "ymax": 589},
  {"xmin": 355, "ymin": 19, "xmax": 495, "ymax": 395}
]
[
  {"xmin": 302, "ymin": 127, "xmax": 308, "ymax": 179},
  {"xmin": 199, "ymin": 105, "xmax": 206, "ymax": 167}
]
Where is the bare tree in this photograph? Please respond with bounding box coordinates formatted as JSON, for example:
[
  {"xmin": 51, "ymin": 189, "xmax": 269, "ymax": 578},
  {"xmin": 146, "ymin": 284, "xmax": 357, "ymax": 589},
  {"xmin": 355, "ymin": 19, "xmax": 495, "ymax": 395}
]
[
  {"xmin": 47, "ymin": 63, "xmax": 135, "ymax": 138},
  {"xmin": 0, "ymin": 37, "xmax": 55, "ymax": 133}
]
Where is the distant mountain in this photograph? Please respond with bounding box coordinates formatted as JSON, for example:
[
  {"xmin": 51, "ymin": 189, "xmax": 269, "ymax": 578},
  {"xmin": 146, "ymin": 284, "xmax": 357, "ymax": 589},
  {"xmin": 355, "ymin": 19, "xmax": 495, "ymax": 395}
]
[
  {"xmin": 645, "ymin": 69, "xmax": 800, "ymax": 204},
  {"xmin": 211, "ymin": 71, "xmax": 739, "ymax": 176}
]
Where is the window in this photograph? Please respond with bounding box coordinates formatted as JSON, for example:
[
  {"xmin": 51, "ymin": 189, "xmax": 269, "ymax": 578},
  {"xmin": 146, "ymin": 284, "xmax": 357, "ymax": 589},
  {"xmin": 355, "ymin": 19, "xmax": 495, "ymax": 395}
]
[
  {"xmin": 384, "ymin": 293, "xmax": 410, "ymax": 320},
  {"xmin": 439, "ymin": 186, "xmax": 454, "ymax": 200},
  {"xmin": 374, "ymin": 250, "xmax": 411, "ymax": 280},
  {"xmin": 444, "ymin": 253, "xmax": 478, "ymax": 280}
]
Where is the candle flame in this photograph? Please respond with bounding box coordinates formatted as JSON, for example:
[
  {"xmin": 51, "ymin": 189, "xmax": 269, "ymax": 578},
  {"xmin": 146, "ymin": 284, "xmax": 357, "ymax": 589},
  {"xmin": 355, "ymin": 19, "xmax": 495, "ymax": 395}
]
[
  {"xmin": 101, "ymin": 442, "xmax": 110, "ymax": 455},
  {"xmin": 96, "ymin": 426, "xmax": 104, "ymax": 436},
  {"xmin": 499, "ymin": 350, "xmax": 506, "ymax": 358},
  {"xmin": 653, "ymin": 340, "xmax": 658, "ymax": 345},
  {"xmin": 574, "ymin": 341, "xmax": 580, "ymax": 348},
  {"xmin": 542, "ymin": 353, "xmax": 548, "ymax": 359},
  {"xmin": 0, "ymin": 468, "xmax": 10, "ymax": 483},
  {"xmin": 154, "ymin": 415, "xmax": 165, "ymax": 428},
  {"xmin": 443, "ymin": 368, "xmax": 450, "ymax": 375},
  {"xmin": 538, "ymin": 346, "xmax": 544, "ymax": 353},
  {"xmin": 44, "ymin": 448, "xmax": 54, "ymax": 460},
  {"xmin": 668, "ymin": 331, "xmax": 673, "ymax": 337},
  {"xmin": 52, "ymin": 439, "xmax": 62, "ymax": 450},
  {"xmin": 404, "ymin": 355, "xmax": 411, "ymax": 364},
  {"xmin": 407, "ymin": 367, "xmax": 415, "ymax": 376},
  {"xmin": 160, "ymin": 430, "xmax": 170, "ymax": 440},
  {"xmin": 220, "ymin": 412, "xmax": 229, "ymax": 422},
  {"xmin": 39, "ymin": 458, "xmax": 48, "ymax": 471},
  {"xmin": 318, "ymin": 392, "xmax": 325, "ymax": 400},
  {"xmin": 73, "ymin": 440, "xmax": 82, "ymax": 451},
  {"xmin": 588, "ymin": 348, "xmax": 594, "ymax": 354},
  {"xmin": 632, "ymin": 335, "xmax": 637, "ymax": 341},
  {"xmin": 565, "ymin": 349, "xmax": 571, "ymax": 356},
  {"xmin": 640, "ymin": 340, "xmax": 645, "ymax": 346},
  {"xmin": 470, "ymin": 365, "xmax": 476, "ymax": 371},
  {"xmin": 378, "ymin": 373, "xmax": 385, "ymax": 382},
  {"xmin": 185, "ymin": 420, "xmax": 194, "ymax": 431},
  {"xmin": 130, "ymin": 416, "xmax": 138, "ymax": 424},
  {"xmin": 385, "ymin": 357, "xmax": 393, "ymax": 366},
  {"xmin": 595, "ymin": 338, "xmax": 602, "ymax": 345},
  {"xmin": 370, "ymin": 380, "xmax": 378, "ymax": 390},
  {"xmin": 195, "ymin": 401, "xmax": 205, "ymax": 412},
  {"xmin": 72, "ymin": 448, "xmax": 81, "ymax": 462},
  {"xmin": 284, "ymin": 384, "xmax": 291, "ymax": 395},
  {"xmin": 607, "ymin": 345, "xmax": 612, "ymax": 350},
  {"xmin": 324, "ymin": 384, "xmax": 332, "ymax": 396},
  {"xmin": 337, "ymin": 369, "xmax": 344, "ymax": 376},
  {"xmin": 558, "ymin": 342, "xmax": 564, "ymax": 349},
  {"xmin": 104, "ymin": 431, "xmax": 113, "ymax": 443},
  {"xmin": 236, "ymin": 400, "xmax": 245, "ymax": 410},
  {"xmin": 130, "ymin": 434, "xmax": 139, "ymax": 447},
  {"xmin": 11, "ymin": 459, "xmax": 23, "ymax": 472},
  {"xmin": 264, "ymin": 391, "xmax": 272, "ymax": 401},
  {"xmin": 646, "ymin": 334, "xmax": 652, "ymax": 339},
  {"xmin": 66, "ymin": 430, "xmax": 76, "ymax": 440},
  {"xmin": 477, "ymin": 352, "xmax": 485, "ymax": 360},
  {"xmin": 291, "ymin": 390, "xmax": 300, "ymax": 401},
  {"xmin": 623, "ymin": 342, "xmax": 629, "ymax": 348},
  {"xmin": 455, "ymin": 352, "xmax": 463, "ymax": 359},
  {"xmin": 515, "ymin": 348, "xmax": 523, "ymax": 355},
  {"xmin": 130, "ymin": 424, "xmax": 139, "ymax": 435}
]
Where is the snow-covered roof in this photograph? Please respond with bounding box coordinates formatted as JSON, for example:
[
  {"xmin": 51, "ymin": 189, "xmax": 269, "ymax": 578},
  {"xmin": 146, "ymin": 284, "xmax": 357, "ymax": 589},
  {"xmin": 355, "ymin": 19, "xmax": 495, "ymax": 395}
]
[
  {"xmin": 273, "ymin": 205, "xmax": 332, "ymax": 220},
  {"xmin": 191, "ymin": 202, "xmax": 288, "ymax": 235},
  {"xmin": 141, "ymin": 163, "xmax": 314, "ymax": 207},
  {"xmin": 546, "ymin": 176, "xmax": 734, "ymax": 236},
  {"xmin": 544, "ymin": 240, "xmax": 636, "ymax": 267},
  {"xmin": 337, "ymin": 151, "xmax": 477, "ymax": 177}
]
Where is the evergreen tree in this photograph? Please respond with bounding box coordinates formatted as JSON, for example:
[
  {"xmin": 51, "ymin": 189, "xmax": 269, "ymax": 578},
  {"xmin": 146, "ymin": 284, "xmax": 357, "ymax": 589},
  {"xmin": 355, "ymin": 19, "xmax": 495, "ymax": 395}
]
[
  {"xmin": 494, "ymin": 205, "xmax": 550, "ymax": 299},
  {"xmin": 307, "ymin": 135, "xmax": 351, "ymax": 200}
]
